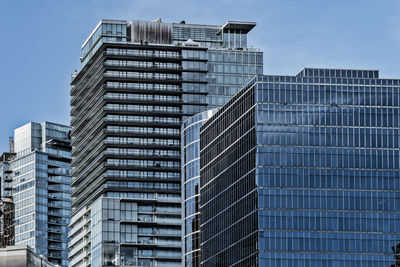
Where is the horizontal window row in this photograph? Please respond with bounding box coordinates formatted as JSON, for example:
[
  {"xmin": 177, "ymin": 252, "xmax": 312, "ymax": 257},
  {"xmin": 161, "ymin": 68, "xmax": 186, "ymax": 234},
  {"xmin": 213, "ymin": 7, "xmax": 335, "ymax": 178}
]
[
  {"xmin": 106, "ymin": 170, "xmax": 179, "ymax": 180},
  {"xmin": 106, "ymin": 136, "xmax": 176, "ymax": 147},
  {"xmin": 258, "ymin": 149, "xmax": 400, "ymax": 170},
  {"xmin": 106, "ymin": 125, "xmax": 179, "ymax": 135},
  {"xmin": 107, "ymin": 48, "xmax": 180, "ymax": 58},
  {"xmin": 208, "ymin": 50, "xmax": 262, "ymax": 64},
  {"xmin": 106, "ymin": 181, "xmax": 180, "ymax": 191},
  {"xmin": 13, "ymin": 180, "xmax": 35, "ymax": 194},
  {"xmin": 106, "ymin": 192, "xmax": 180, "ymax": 202},
  {"xmin": 258, "ymin": 109, "xmax": 400, "ymax": 129},
  {"xmin": 106, "ymin": 81, "xmax": 180, "ymax": 91},
  {"xmin": 107, "ymin": 159, "xmax": 180, "ymax": 168},
  {"xmin": 259, "ymin": 194, "xmax": 399, "ymax": 212},
  {"xmin": 258, "ymin": 167, "xmax": 400, "ymax": 191},
  {"xmin": 105, "ymin": 60, "xmax": 180, "ymax": 69},
  {"xmin": 138, "ymin": 227, "xmax": 180, "ymax": 236},
  {"xmin": 182, "ymin": 72, "xmax": 206, "ymax": 82},
  {"xmin": 182, "ymin": 50, "xmax": 207, "ymax": 60},
  {"xmin": 259, "ymin": 213, "xmax": 400, "ymax": 233},
  {"xmin": 257, "ymin": 125, "xmax": 400, "ymax": 148},
  {"xmin": 14, "ymin": 230, "xmax": 34, "ymax": 243},
  {"xmin": 259, "ymin": 235, "xmax": 393, "ymax": 254},
  {"xmin": 105, "ymin": 115, "xmax": 180, "ymax": 124},
  {"xmin": 105, "ymin": 92, "xmax": 180, "ymax": 102},
  {"xmin": 182, "ymin": 61, "xmax": 207, "ymax": 71},
  {"xmin": 105, "ymin": 103, "xmax": 181, "ymax": 113},
  {"xmin": 137, "ymin": 204, "xmax": 180, "ymax": 213},
  {"xmin": 105, "ymin": 147, "xmax": 180, "ymax": 157},
  {"xmin": 208, "ymin": 73, "xmax": 255, "ymax": 86},
  {"xmin": 258, "ymin": 75, "xmax": 399, "ymax": 86},
  {"xmin": 105, "ymin": 71, "xmax": 180, "ymax": 80},
  {"xmin": 10, "ymin": 154, "xmax": 35, "ymax": 169},
  {"xmin": 258, "ymin": 88, "xmax": 400, "ymax": 107}
]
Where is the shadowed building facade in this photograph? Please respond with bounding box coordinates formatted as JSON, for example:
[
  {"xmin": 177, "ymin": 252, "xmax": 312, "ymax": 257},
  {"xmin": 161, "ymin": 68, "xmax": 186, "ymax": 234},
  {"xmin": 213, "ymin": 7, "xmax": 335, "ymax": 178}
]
[
  {"xmin": 181, "ymin": 109, "xmax": 217, "ymax": 267},
  {"xmin": 0, "ymin": 152, "xmax": 15, "ymax": 247}
]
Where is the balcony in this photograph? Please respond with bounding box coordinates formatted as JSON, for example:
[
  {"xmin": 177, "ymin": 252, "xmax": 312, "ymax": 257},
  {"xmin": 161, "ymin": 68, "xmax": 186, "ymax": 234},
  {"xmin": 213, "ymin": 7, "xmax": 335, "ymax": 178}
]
[
  {"xmin": 48, "ymin": 226, "xmax": 62, "ymax": 234},
  {"xmin": 104, "ymin": 50, "xmax": 183, "ymax": 60},
  {"xmin": 48, "ymin": 210, "xmax": 63, "ymax": 216},
  {"xmin": 69, "ymin": 240, "xmax": 87, "ymax": 259},
  {"xmin": 48, "ymin": 243, "xmax": 63, "ymax": 250},
  {"xmin": 48, "ymin": 168, "xmax": 70, "ymax": 176},
  {"xmin": 48, "ymin": 218, "xmax": 63, "ymax": 225},
  {"xmin": 48, "ymin": 252, "xmax": 62, "ymax": 258},
  {"xmin": 48, "ymin": 235, "xmax": 63, "ymax": 242},
  {"xmin": 71, "ymin": 172, "xmax": 105, "ymax": 202},
  {"xmin": 121, "ymin": 239, "xmax": 181, "ymax": 248},
  {"xmin": 104, "ymin": 83, "xmax": 181, "ymax": 94},
  {"xmin": 104, "ymin": 61, "xmax": 183, "ymax": 73},
  {"xmin": 69, "ymin": 229, "xmax": 88, "ymax": 250},
  {"xmin": 122, "ymin": 215, "xmax": 181, "ymax": 225},
  {"xmin": 69, "ymin": 218, "xmax": 89, "ymax": 238},
  {"xmin": 104, "ymin": 106, "xmax": 182, "ymax": 116},
  {"xmin": 48, "ymin": 184, "xmax": 71, "ymax": 193},
  {"xmin": 103, "ymin": 117, "xmax": 181, "ymax": 127},
  {"xmin": 71, "ymin": 153, "xmax": 105, "ymax": 186},
  {"xmin": 103, "ymin": 72, "xmax": 183, "ymax": 83}
]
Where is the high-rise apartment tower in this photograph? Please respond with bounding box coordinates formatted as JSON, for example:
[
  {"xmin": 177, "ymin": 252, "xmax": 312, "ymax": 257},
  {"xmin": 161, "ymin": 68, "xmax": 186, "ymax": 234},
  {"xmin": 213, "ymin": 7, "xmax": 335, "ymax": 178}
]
[
  {"xmin": 7, "ymin": 122, "xmax": 71, "ymax": 267},
  {"xmin": 69, "ymin": 19, "xmax": 262, "ymax": 267}
]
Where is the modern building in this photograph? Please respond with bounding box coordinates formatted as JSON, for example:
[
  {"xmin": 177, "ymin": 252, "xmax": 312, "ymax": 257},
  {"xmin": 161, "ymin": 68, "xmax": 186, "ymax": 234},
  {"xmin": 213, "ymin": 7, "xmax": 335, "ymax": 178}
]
[
  {"xmin": 0, "ymin": 197, "xmax": 14, "ymax": 248},
  {"xmin": 0, "ymin": 152, "xmax": 15, "ymax": 200},
  {"xmin": 181, "ymin": 109, "xmax": 217, "ymax": 267},
  {"xmin": 69, "ymin": 19, "xmax": 262, "ymax": 267},
  {"xmin": 9, "ymin": 122, "xmax": 71, "ymax": 267},
  {"xmin": 0, "ymin": 152, "xmax": 15, "ymax": 247},
  {"xmin": 0, "ymin": 245, "xmax": 59, "ymax": 267},
  {"xmin": 172, "ymin": 21, "xmax": 263, "ymax": 109},
  {"xmin": 200, "ymin": 70, "xmax": 400, "ymax": 266}
]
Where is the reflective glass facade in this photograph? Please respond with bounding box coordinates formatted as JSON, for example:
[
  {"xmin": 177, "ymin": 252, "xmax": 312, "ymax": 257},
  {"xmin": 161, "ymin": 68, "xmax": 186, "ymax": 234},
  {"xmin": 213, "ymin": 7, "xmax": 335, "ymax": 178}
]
[
  {"xmin": 0, "ymin": 153, "xmax": 14, "ymax": 248},
  {"xmin": 206, "ymin": 49, "xmax": 262, "ymax": 108},
  {"xmin": 10, "ymin": 122, "xmax": 71, "ymax": 267},
  {"xmin": 0, "ymin": 153, "xmax": 15, "ymax": 248},
  {"xmin": 181, "ymin": 109, "xmax": 217, "ymax": 267},
  {"xmin": 200, "ymin": 70, "xmax": 400, "ymax": 266},
  {"xmin": 173, "ymin": 21, "xmax": 263, "ymax": 109},
  {"xmin": 176, "ymin": 20, "xmax": 262, "ymax": 267}
]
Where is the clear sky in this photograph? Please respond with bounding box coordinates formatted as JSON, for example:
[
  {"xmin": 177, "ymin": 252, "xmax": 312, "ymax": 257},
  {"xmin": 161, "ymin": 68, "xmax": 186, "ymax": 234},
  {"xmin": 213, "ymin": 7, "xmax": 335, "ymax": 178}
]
[{"xmin": 1, "ymin": 0, "xmax": 399, "ymax": 153}]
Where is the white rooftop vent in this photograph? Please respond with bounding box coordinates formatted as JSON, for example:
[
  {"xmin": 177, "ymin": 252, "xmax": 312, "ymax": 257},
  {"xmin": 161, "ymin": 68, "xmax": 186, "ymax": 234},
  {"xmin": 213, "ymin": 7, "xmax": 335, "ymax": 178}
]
[{"xmin": 183, "ymin": 39, "xmax": 200, "ymax": 47}]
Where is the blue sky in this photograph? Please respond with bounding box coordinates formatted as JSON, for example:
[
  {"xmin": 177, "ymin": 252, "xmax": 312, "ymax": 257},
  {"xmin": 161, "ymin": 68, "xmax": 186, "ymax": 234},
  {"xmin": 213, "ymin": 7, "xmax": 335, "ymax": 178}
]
[{"xmin": 0, "ymin": 0, "xmax": 399, "ymax": 152}]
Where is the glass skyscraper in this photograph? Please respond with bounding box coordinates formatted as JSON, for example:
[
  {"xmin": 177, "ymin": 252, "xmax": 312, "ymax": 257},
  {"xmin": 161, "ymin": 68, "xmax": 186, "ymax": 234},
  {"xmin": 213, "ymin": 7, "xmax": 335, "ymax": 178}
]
[
  {"xmin": 200, "ymin": 69, "xmax": 400, "ymax": 266},
  {"xmin": 181, "ymin": 109, "xmax": 217, "ymax": 267},
  {"xmin": 69, "ymin": 18, "xmax": 262, "ymax": 267},
  {"xmin": 7, "ymin": 122, "xmax": 72, "ymax": 267}
]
